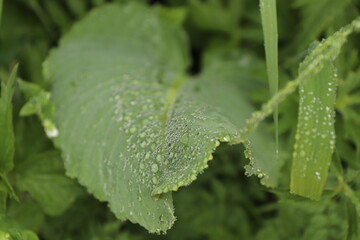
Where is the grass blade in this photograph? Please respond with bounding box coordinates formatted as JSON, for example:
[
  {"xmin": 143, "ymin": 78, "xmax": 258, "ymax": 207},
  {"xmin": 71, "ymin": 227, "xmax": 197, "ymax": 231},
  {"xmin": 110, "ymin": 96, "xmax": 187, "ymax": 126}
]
[
  {"xmin": 259, "ymin": 0, "xmax": 279, "ymax": 151},
  {"xmin": 290, "ymin": 56, "xmax": 337, "ymax": 199},
  {"xmin": 0, "ymin": 0, "xmax": 3, "ymax": 28},
  {"xmin": 244, "ymin": 16, "xmax": 360, "ymax": 134}
]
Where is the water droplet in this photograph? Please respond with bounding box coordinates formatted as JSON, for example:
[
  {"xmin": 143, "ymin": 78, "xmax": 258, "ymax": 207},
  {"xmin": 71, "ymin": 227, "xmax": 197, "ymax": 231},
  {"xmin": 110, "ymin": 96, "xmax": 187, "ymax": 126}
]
[
  {"xmin": 130, "ymin": 126, "xmax": 136, "ymax": 133},
  {"xmin": 300, "ymin": 150, "xmax": 306, "ymax": 157},
  {"xmin": 151, "ymin": 163, "xmax": 159, "ymax": 173},
  {"xmin": 180, "ymin": 134, "xmax": 189, "ymax": 145},
  {"xmin": 152, "ymin": 176, "xmax": 158, "ymax": 184}
]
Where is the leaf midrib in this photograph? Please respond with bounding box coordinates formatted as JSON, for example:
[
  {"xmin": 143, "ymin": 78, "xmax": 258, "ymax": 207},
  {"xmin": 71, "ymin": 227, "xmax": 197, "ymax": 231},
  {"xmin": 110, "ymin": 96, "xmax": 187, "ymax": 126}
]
[{"xmin": 161, "ymin": 75, "xmax": 187, "ymax": 124}]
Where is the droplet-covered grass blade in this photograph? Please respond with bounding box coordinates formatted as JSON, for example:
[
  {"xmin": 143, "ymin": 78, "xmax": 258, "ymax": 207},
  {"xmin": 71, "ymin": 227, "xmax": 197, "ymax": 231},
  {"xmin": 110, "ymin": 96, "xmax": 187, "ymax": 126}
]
[
  {"xmin": 290, "ymin": 56, "xmax": 337, "ymax": 200},
  {"xmin": 244, "ymin": 16, "xmax": 360, "ymax": 133}
]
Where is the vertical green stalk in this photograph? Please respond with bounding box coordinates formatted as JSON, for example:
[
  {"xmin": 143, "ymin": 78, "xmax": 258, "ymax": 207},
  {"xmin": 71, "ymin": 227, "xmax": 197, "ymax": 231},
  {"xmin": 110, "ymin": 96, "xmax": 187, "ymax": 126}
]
[
  {"xmin": 259, "ymin": 0, "xmax": 279, "ymax": 151},
  {"xmin": 0, "ymin": 0, "xmax": 3, "ymax": 28}
]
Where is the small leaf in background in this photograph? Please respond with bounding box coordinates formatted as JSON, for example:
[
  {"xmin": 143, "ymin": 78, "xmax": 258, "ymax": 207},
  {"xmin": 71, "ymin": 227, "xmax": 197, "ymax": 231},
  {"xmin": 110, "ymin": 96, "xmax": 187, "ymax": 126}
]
[
  {"xmin": 290, "ymin": 51, "xmax": 337, "ymax": 200},
  {"xmin": 255, "ymin": 198, "xmax": 347, "ymax": 240},
  {"xmin": 0, "ymin": 64, "xmax": 18, "ymax": 174},
  {"xmin": 0, "ymin": 226, "xmax": 39, "ymax": 240},
  {"xmin": 0, "ymin": 201, "xmax": 40, "ymax": 240},
  {"xmin": 344, "ymin": 184, "xmax": 360, "ymax": 218},
  {"xmin": 291, "ymin": 0, "xmax": 352, "ymax": 52},
  {"xmin": 15, "ymin": 151, "xmax": 83, "ymax": 216},
  {"xmin": 336, "ymin": 68, "xmax": 360, "ymax": 160},
  {"xmin": 346, "ymin": 198, "xmax": 359, "ymax": 240},
  {"xmin": 0, "ymin": 181, "xmax": 7, "ymax": 217},
  {"xmin": 18, "ymin": 80, "xmax": 58, "ymax": 138},
  {"xmin": 188, "ymin": 0, "xmax": 242, "ymax": 36}
]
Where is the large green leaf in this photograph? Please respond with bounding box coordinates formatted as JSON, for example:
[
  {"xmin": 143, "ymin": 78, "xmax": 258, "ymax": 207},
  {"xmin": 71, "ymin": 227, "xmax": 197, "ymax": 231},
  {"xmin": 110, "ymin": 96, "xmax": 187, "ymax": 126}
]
[{"xmin": 44, "ymin": 3, "xmax": 280, "ymax": 232}]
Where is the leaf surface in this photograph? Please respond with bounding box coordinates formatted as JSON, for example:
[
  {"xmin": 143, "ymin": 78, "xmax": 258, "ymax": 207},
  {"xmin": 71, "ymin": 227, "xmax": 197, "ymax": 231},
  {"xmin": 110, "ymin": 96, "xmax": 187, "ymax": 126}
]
[{"xmin": 44, "ymin": 3, "xmax": 281, "ymax": 232}]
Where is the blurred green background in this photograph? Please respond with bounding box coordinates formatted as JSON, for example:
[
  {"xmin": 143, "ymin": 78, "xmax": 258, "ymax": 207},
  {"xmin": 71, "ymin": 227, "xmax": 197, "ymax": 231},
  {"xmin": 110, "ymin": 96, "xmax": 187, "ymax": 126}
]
[{"xmin": 1, "ymin": 0, "xmax": 360, "ymax": 239}]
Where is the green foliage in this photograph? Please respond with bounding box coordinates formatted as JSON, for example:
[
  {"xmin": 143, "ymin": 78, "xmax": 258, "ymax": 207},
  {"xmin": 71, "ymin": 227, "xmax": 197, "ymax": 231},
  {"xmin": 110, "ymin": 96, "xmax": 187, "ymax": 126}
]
[
  {"xmin": 187, "ymin": 0, "xmax": 242, "ymax": 37},
  {"xmin": 18, "ymin": 80, "xmax": 57, "ymax": 138},
  {"xmin": 14, "ymin": 151, "xmax": 83, "ymax": 215},
  {"xmin": 0, "ymin": 65, "xmax": 17, "ymax": 174},
  {"xmin": 0, "ymin": 0, "xmax": 360, "ymax": 239},
  {"xmin": 292, "ymin": 0, "xmax": 352, "ymax": 52}
]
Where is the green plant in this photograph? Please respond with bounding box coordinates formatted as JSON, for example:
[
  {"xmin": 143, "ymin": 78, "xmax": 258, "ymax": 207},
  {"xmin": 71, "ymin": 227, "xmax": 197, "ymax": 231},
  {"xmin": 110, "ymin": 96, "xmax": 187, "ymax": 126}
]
[{"xmin": 0, "ymin": 0, "xmax": 360, "ymax": 239}]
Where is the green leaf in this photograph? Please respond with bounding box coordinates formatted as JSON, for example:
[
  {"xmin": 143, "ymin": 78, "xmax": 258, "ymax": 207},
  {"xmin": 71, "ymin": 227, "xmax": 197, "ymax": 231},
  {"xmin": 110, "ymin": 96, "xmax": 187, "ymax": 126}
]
[
  {"xmin": 18, "ymin": 80, "xmax": 58, "ymax": 138},
  {"xmin": 0, "ymin": 228, "xmax": 38, "ymax": 240},
  {"xmin": 255, "ymin": 198, "xmax": 347, "ymax": 240},
  {"xmin": 346, "ymin": 198, "xmax": 359, "ymax": 240},
  {"xmin": 0, "ymin": 231, "xmax": 11, "ymax": 240},
  {"xmin": 290, "ymin": 54, "xmax": 337, "ymax": 200},
  {"xmin": 6, "ymin": 198, "xmax": 45, "ymax": 232},
  {"xmin": 0, "ymin": 181, "xmax": 7, "ymax": 218},
  {"xmin": 337, "ymin": 68, "xmax": 360, "ymax": 159},
  {"xmin": 189, "ymin": 51, "xmax": 284, "ymax": 186},
  {"xmin": 15, "ymin": 151, "xmax": 82, "ymax": 216},
  {"xmin": 64, "ymin": 0, "xmax": 87, "ymax": 18},
  {"xmin": 0, "ymin": 175, "xmax": 18, "ymax": 202},
  {"xmin": 44, "ymin": 3, "xmax": 280, "ymax": 232},
  {"xmin": 188, "ymin": 0, "xmax": 242, "ymax": 35},
  {"xmin": 292, "ymin": 0, "xmax": 352, "ymax": 51},
  {"xmin": 0, "ymin": 217, "xmax": 39, "ymax": 240},
  {"xmin": 344, "ymin": 184, "xmax": 360, "ymax": 218},
  {"xmin": 0, "ymin": 64, "xmax": 18, "ymax": 174}
]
